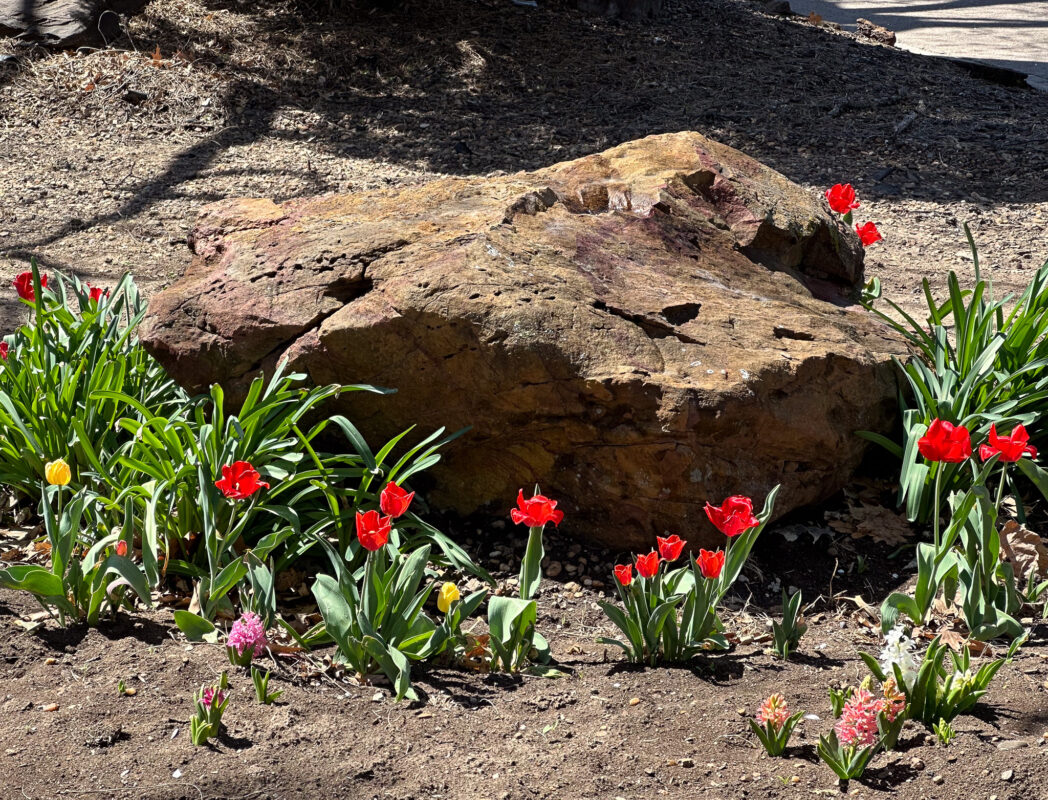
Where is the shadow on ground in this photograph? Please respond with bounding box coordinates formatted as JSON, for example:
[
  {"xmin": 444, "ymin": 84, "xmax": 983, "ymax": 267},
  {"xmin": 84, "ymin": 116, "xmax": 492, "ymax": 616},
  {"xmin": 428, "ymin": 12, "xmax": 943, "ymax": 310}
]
[{"xmin": 3, "ymin": 0, "xmax": 1046, "ymax": 270}]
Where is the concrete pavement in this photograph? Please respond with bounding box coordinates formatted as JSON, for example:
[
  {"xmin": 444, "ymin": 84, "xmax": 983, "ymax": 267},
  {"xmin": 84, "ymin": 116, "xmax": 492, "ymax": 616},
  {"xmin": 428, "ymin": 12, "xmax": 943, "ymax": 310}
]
[{"xmin": 796, "ymin": 0, "xmax": 1048, "ymax": 90}]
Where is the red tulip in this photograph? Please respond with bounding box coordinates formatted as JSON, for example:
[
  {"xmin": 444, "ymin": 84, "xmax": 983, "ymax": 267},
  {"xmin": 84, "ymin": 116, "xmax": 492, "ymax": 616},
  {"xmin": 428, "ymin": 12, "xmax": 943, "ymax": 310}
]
[
  {"xmin": 356, "ymin": 509, "xmax": 392, "ymax": 551},
  {"xmin": 657, "ymin": 534, "xmax": 686, "ymax": 563},
  {"xmin": 635, "ymin": 550, "xmax": 660, "ymax": 579},
  {"xmin": 379, "ymin": 481, "xmax": 415, "ymax": 518},
  {"xmin": 978, "ymin": 423, "xmax": 1037, "ymax": 463},
  {"xmin": 695, "ymin": 549, "xmax": 725, "ymax": 579},
  {"xmin": 13, "ymin": 271, "xmax": 47, "ymax": 303},
  {"xmin": 614, "ymin": 564, "xmax": 633, "ymax": 586},
  {"xmin": 917, "ymin": 419, "xmax": 972, "ymax": 463},
  {"xmin": 0, "ymin": 342, "xmax": 7, "ymax": 360},
  {"xmin": 855, "ymin": 221, "xmax": 882, "ymax": 247},
  {"xmin": 825, "ymin": 184, "xmax": 860, "ymax": 215},
  {"xmin": 510, "ymin": 488, "xmax": 564, "ymax": 528},
  {"xmin": 704, "ymin": 496, "xmax": 759, "ymax": 537},
  {"xmin": 215, "ymin": 460, "xmax": 270, "ymax": 500},
  {"xmin": 88, "ymin": 286, "xmax": 109, "ymax": 303},
  {"xmin": 115, "ymin": 540, "xmax": 128, "ymax": 557}
]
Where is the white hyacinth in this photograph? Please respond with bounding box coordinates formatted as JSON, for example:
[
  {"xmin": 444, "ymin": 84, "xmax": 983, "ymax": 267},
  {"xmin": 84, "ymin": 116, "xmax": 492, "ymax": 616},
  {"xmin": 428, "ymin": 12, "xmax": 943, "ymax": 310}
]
[{"xmin": 879, "ymin": 625, "xmax": 919, "ymax": 689}]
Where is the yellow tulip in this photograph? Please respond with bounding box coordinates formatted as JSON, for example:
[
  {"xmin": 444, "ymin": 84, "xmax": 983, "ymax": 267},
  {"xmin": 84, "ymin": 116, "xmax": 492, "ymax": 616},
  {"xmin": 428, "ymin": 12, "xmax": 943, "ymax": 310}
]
[
  {"xmin": 44, "ymin": 458, "xmax": 71, "ymax": 487},
  {"xmin": 437, "ymin": 582, "xmax": 460, "ymax": 614}
]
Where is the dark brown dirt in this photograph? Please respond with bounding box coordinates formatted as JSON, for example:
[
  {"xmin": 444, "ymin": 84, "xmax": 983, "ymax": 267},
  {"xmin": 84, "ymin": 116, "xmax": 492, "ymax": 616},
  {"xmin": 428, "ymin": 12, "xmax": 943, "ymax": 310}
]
[{"xmin": 1, "ymin": 523, "xmax": 1047, "ymax": 800}]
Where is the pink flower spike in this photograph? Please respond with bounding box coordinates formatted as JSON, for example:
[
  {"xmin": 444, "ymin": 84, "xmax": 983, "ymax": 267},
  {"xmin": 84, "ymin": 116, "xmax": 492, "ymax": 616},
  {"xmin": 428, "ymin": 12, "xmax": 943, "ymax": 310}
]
[
  {"xmin": 756, "ymin": 693, "xmax": 790, "ymax": 732},
  {"xmin": 202, "ymin": 687, "xmax": 226, "ymax": 709},
  {"xmin": 227, "ymin": 611, "xmax": 267, "ymax": 658},
  {"xmin": 834, "ymin": 688, "xmax": 882, "ymax": 748}
]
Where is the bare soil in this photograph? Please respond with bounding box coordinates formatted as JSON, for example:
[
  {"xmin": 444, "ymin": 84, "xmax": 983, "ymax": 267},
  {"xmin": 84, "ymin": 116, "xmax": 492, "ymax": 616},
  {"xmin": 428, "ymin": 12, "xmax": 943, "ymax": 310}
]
[{"xmin": 2, "ymin": 521, "xmax": 1047, "ymax": 800}]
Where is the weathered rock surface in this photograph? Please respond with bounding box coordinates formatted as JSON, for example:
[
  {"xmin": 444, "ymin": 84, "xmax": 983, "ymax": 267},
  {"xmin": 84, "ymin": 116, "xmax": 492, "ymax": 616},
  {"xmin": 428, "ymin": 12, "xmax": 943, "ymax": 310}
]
[
  {"xmin": 141, "ymin": 132, "xmax": 905, "ymax": 550},
  {"xmin": 0, "ymin": 0, "xmax": 142, "ymax": 47}
]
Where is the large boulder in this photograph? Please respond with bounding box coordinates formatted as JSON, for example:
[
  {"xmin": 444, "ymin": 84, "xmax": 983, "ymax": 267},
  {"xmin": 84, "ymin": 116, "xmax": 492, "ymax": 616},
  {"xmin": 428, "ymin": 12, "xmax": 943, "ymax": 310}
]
[{"xmin": 141, "ymin": 132, "xmax": 905, "ymax": 550}]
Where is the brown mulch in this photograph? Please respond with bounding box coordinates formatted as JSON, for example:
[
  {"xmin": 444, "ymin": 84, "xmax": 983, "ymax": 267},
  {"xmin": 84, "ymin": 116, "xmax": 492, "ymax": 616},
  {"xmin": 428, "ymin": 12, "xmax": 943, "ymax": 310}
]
[{"xmin": 0, "ymin": 0, "xmax": 1046, "ymax": 330}]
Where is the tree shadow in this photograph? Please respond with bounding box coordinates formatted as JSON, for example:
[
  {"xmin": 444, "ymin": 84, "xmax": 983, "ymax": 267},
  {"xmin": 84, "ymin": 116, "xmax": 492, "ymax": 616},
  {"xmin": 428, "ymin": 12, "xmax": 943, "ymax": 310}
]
[{"xmin": 4, "ymin": 0, "xmax": 1047, "ymax": 283}]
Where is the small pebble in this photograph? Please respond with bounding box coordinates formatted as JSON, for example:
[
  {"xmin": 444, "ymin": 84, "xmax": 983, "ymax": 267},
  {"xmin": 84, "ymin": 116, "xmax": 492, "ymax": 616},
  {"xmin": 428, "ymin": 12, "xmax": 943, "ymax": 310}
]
[
  {"xmin": 41, "ymin": 703, "xmax": 58, "ymax": 712},
  {"xmin": 629, "ymin": 697, "xmax": 641, "ymax": 706},
  {"xmin": 1001, "ymin": 769, "xmax": 1014, "ymax": 782}
]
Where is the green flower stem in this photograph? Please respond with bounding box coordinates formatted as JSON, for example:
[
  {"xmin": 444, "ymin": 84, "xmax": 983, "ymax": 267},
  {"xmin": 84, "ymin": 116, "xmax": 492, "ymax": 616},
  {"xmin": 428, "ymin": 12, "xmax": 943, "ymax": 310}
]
[
  {"xmin": 932, "ymin": 465, "xmax": 943, "ymax": 551},
  {"xmin": 995, "ymin": 464, "xmax": 1019, "ymax": 567}
]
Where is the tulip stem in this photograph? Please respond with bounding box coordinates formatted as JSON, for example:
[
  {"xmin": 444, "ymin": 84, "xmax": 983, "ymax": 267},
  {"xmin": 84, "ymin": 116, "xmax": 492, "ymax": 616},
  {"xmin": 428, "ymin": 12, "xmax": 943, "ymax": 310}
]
[
  {"xmin": 994, "ymin": 465, "xmax": 1007, "ymax": 514},
  {"xmin": 932, "ymin": 466, "xmax": 943, "ymax": 552},
  {"xmin": 995, "ymin": 465, "xmax": 1020, "ymax": 567}
]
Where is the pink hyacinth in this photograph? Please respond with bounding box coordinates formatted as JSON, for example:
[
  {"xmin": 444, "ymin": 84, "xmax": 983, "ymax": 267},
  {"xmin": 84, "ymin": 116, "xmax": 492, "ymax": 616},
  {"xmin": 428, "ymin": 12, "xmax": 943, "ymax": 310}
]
[
  {"xmin": 834, "ymin": 689, "xmax": 882, "ymax": 748},
  {"xmin": 202, "ymin": 687, "xmax": 225, "ymax": 709},
  {"xmin": 227, "ymin": 611, "xmax": 267, "ymax": 658},
  {"xmin": 756, "ymin": 693, "xmax": 791, "ymax": 731}
]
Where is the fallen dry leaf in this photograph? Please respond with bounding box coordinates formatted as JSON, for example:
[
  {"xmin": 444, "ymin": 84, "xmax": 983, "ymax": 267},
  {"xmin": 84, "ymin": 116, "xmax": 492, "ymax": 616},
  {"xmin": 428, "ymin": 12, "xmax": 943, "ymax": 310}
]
[
  {"xmin": 1001, "ymin": 521, "xmax": 1048, "ymax": 579},
  {"xmin": 807, "ymin": 11, "xmax": 823, "ymax": 24},
  {"xmin": 827, "ymin": 502, "xmax": 913, "ymax": 546}
]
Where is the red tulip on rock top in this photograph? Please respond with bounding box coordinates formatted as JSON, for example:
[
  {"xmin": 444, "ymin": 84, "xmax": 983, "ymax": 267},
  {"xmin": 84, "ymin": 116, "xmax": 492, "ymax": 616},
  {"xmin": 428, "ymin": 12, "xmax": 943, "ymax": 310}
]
[
  {"xmin": 979, "ymin": 423, "xmax": 1037, "ymax": 463},
  {"xmin": 855, "ymin": 221, "xmax": 882, "ymax": 247},
  {"xmin": 695, "ymin": 548, "xmax": 725, "ymax": 579},
  {"xmin": 704, "ymin": 496, "xmax": 759, "ymax": 537},
  {"xmin": 215, "ymin": 461, "xmax": 270, "ymax": 500},
  {"xmin": 356, "ymin": 509, "xmax": 392, "ymax": 551},
  {"xmin": 13, "ymin": 271, "xmax": 47, "ymax": 303},
  {"xmin": 510, "ymin": 489, "xmax": 564, "ymax": 528},
  {"xmin": 917, "ymin": 419, "xmax": 972, "ymax": 463},
  {"xmin": 657, "ymin": 534, "xmax": 686, "ymax": 563},
  {"xmin": 825, "ymin": 184, "xmax": 860, "ymax": 215},
  {"xmin": 379, "ymin": 481, "xmax": 415, "ymax": 518},
  {"xmin": 614, "ymin": 564, "xmax": 633, "ymax": 587},
  {"xmin": 635, "ymin": 551, "xmax": 660, "ymax": 579}
]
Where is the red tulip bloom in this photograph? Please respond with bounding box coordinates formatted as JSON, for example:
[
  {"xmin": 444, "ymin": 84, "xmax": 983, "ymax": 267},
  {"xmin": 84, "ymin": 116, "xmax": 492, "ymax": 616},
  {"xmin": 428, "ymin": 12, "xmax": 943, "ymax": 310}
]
[
  {"xmin": 0, "ymin": 342, "xmax": 7, "ymax": 360},
  {"xmin": 917, "ymin": 419, "xmax": 972, "ymax": 463},
  {"xmin": 657, "ymin": 534, "xmax": 686, "ymax": 563},
  {"xmin": 115, "ymin": 540, "xmax": 128, "ymax": 557},
  {"xmin": 825, "ymin": 184, "xmax": 860, "ymax": 215},
  {"xmin": 978, "ymin": 423, "xmax": 1037, "ymax": 463},
  {"xmin": 510, "ymin": 488, "xmax": 564, "ymax": 528},
  {"xmin": 704, "ymin": 496, "xmax": 759, "ymax": 537},
  {"xmin": 635, "ymin": 550, "xmax": 660, "ymax": 579},
  {"xmin": 13, "ymin": 271, "xmax": 47, "ymax": 303},
  {"xmin": 614, "ymin": 564, "xmax": 633, "ymax": 587},
  {"xmin": 695, "ymin": 548, "xmax": 725, "ymax": 579},
  {"xmin": 356, "ymin": 509, "xmax": 392, "ymax": 552},
  {"xmin": 88, "ymin": 286, "xmax": 109, "ymax": 303},
  {"xmin": 379, "ymin": 481, "xmax": 415, "ymax": 518},
  {"xmin": 855, "ymin": 222, "xmax": 882, "ymax": 247},
  {"xmin": 215, "ymin": 460, "xmax": 270, "ymax": 500}
]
